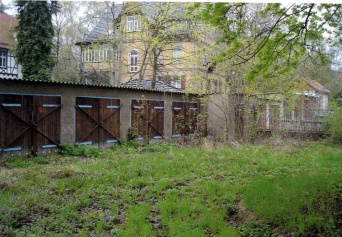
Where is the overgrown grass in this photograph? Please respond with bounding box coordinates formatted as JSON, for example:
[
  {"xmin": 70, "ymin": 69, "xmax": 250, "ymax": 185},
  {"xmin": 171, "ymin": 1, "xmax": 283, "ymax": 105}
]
[{"xmin": 0, "ymin": 141, "xmax": 341, "ymax": 236}]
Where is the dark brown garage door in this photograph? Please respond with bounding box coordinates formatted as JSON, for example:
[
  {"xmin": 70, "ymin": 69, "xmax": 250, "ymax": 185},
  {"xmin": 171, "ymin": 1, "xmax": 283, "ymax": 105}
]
[
  {"xmin": 172, "ymin": 101, "xmax": 199, "ymax": 138},
  {"xmin": 131, "ymin": 99, "xmax": 164, "ymax": 140},
  {"xmin": 75, "ymin": 97, "xmax": 120, "ymax": 147},
  {"xmin": 0, "ymin": 93, "xmax": 61, "ymax": 157}
]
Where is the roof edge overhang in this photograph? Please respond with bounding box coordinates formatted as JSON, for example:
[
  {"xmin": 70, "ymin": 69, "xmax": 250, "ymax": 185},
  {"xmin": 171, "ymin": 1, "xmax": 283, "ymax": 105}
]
[{"xmin": 0, "ymin": 77, "xmax": 200, "ymax": 96}]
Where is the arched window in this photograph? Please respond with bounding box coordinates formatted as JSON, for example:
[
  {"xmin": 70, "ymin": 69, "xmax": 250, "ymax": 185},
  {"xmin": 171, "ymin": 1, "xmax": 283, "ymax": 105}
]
[{"xmin": 129, "ymin": 50, "xmax": 138, "ymax": 72}]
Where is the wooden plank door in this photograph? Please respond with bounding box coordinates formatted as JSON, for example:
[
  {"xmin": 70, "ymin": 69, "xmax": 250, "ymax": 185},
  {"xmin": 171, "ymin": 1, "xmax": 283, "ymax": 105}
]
[
  {"xmin": 32, "ymin": 95, "xmax": 61, "ymax": 156},
  {"xmin": 172, "ymin": 101, "xmax": 199, "ymax": 138},
  {"xmin": 99, "ymin": 98, "xmax": 120, "ymax": 147},
  {"xmin": 171, "ymin": 101, "xmax": 185, "ymax": 138},
  {"xmin": 131, "ymin": 99, "xmax": 164, "ymax": 140},
  {"xmin": 185, "ymin": 102, "xmax": 198, "ymax": 136},
  {"xmin": 0, "ymin": 94, "xmax": 31, "ymax": 157},
  {"xmin": 148, "ymin": 100, "xmax": 164, "ymax": 139},
  {"xmin": 0, "ymin": 94, "xmax": 61, "ymax": 157},
  {"xmin": 76, "ymin": 97, "xmax": 120, "ymax": 147}
]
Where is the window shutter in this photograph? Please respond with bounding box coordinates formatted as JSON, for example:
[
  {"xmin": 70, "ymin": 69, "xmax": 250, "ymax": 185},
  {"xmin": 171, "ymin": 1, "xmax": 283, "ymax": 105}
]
[
  {"xmin": 181, "ymin": 75, "xmax": 186, "ymax": 89},
  {"xmin": 163, "ymin": 75, "xmax": 171, "ymax": 85}
]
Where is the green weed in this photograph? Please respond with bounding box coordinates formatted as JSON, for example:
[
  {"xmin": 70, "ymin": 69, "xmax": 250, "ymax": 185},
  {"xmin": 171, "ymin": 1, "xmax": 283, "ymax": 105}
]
[
  {"xmin": 0, "ymin": 142, "xmax": 341, "ymax": 236},
  {"xmin": 59, "ymin": 143, "xmax": 100, "ymax": 158},
  {"xmin": 242, "ymin": 173, "xmax": 341, "ymax": 236}
]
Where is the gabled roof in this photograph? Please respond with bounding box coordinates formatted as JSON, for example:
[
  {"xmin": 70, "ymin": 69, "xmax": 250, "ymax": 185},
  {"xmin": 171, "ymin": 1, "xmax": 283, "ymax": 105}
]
[
  {"xmin": 120, "ymin": 78, "xmax": 182, "ymax": 93},
  {"xmin": 302, "ymin": 78, "xmax": 330, "ymax": 94},
  {"xmin": 0, "ymin": 13, "xmax": 18, "ymax": 49}
]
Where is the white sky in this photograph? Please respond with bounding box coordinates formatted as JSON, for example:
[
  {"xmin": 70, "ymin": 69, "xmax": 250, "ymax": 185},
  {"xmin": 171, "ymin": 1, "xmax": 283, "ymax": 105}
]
[{"xmin": 2, "ymin": 0, "xmax": 341, "ymax": 16}]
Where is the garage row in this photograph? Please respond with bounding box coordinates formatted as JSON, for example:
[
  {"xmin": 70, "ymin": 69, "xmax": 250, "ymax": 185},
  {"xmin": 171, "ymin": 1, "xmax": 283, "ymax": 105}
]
[{"xmin": 0, "ymin": 93, "xmax": 200, "ymax": 157}]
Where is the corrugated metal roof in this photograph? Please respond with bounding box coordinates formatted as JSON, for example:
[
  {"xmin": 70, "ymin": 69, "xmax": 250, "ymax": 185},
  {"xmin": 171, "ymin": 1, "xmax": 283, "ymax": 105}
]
[
  {"xmin": 120, "ymin": 78, "xmax": 182, "ymax": 92},
  {"xmin": 0, "ymin": 77, "xmax": 198, "ymax": 95}
]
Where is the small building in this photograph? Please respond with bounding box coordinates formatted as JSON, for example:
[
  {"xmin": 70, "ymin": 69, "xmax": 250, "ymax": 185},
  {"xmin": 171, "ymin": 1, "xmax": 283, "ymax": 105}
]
[
  {"xmin": 207, "ymin": 78, "xmax": 331, "ymax": 141},
  {"xmin": 0, "ymin": 13, "xmax": 22, "ymax": 79},
  {"xmin": 0, "ymin": 77, "xmax": 206, "ymax": 157},
  {"xmin": 255, "ymin": 78, "xmax": 330, "ymax": 132}
]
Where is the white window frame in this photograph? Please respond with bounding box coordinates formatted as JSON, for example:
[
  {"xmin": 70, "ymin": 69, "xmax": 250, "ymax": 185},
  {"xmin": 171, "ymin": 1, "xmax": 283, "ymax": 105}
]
[
  {"xmin": 127, "ymin": 15, "xmax": 141, "ymax": 32},
  {"xmin": 0, "ymin": 49, "xmax": 7, "ymax": 68},
  {"xmin": 83, "ymin": 45, "xmax": 119, "ymax": 63},
  {"xmin": 172, "ymin": 47, "xmax": 182, "ymax": 63},
  {"xmin": 129, "ymin": 50, "xmax": 138, "ymax": 72},
  {"xmin": 171, "ymin": 76, "xmax": 181, "ymax": 88},
  {"xmin": 134, "ymin": 15, "xmax": 141, "ymax": 31},
  {"xmin": 126, "ymin": 16, "xmax": 133, "ymax": 32}
]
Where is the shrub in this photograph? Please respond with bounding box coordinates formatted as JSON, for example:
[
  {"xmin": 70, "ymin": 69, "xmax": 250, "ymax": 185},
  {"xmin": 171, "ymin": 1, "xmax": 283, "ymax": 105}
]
[
  {"xmin": 58, "ymin": 143, "xmax": 100, "ymax": 158},
  {"xmin": 59, "ymin": 143, "xmax": 74, "ymax": 156},
  {"xmin": 84, "ymin": 146, "xmax": 100, "ymax": 158},
  {"xmin": 326, "ymin": 107, "xmax": 342, "ymax": 144}
]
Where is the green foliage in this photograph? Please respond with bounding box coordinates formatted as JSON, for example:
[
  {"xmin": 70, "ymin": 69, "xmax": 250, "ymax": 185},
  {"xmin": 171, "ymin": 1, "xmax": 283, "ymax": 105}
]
[
  {"xmin": 238, "ymin": 222, "xmax": 273, "ymax": 237},
  {"xmin": 3, "ymin": 156, "xmax": 51, "ymax": 168},
  {"xmin": 58, "ymin": 142, "xmax": 74, "ymax": 155},
  {"xmin": 326, "ymin": 107, "xmax": 342, "ymax": 143},
  {"xmin": 195, "ymin": 3, "xmax": 341, "ymax": 81},
  {"xmin": 0, "ymin": 142, "xmax": 341, "ymax": 236},
  {"xmin": 332, "ymin": 86, "xmax": 342, "ymax": 106},
  {"xmin": 15, "ymin": 0, "xmax": 59, "ymax": 80},
  {"xmin": 59, "ymin": 143, "xmax": 100, "ymax": 158},
  {"xmin": 242, "ymin": 174, "xmax": 341, "ymax": 235}
]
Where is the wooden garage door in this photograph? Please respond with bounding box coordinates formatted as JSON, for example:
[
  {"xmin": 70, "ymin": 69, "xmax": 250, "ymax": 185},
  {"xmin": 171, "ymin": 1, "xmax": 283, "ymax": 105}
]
[
  {"xmin": 0, "ymin": 93, "xmax": 61, "ymax": 157},
  {"xmin": 131, "ymin": 99, "xmax": 164, "ymax": 140},
  {"xmin": 172, "ymin": 101, "xmax": 198, "ymax": 138},
  {"xmin": 75, "ymin": 97, "xmax": 120, "ymax": 147}
]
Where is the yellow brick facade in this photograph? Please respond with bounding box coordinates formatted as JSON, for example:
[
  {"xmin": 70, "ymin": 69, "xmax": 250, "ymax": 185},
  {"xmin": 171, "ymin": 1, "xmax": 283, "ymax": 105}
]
[{"xmin": 80, "ymin": 2, "xmax": 211, "ymax": 91}]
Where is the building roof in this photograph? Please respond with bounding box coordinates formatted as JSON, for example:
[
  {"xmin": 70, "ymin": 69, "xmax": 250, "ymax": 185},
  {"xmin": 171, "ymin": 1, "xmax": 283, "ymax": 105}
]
[
  {"xmin": 120, "ymin": 78, "xmax": 182, "ymax": 93},
  {"xmin": 0, "ymin": 77, "xmax": 195, "ymax": 94},
  {"xmin": 81, "ymin": 4, "xmax": 123, "ymax": 44},
  {"xmin": 0, "ymin": 13, "xmax": 18, "ymax": 49},
  {"xmin": 302, "ymin": 78, "xmax": 330, "ymax": 94}
]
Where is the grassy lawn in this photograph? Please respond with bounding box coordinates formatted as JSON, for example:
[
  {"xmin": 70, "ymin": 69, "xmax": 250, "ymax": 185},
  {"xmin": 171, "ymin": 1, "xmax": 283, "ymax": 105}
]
[{"xmin": 0, "ymin": 141, "xmax": 341, "ymax": 236}]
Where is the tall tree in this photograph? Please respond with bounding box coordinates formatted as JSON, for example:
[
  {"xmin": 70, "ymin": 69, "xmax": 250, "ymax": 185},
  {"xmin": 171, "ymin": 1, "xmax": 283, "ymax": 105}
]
[
  {"xmin": 194, "ymin": 3, "xmax": 342, "ymax": 82},
  {"xmin": 52, "ymin": 1, "xmax": 88, "ymax": 82},
  {"xmin": 0, "ymin": 0, "xmax": 8, "ymax": 13},
  {"xmin": 15, "ymin": 0, "xmax": 58, "ymax": 81}
]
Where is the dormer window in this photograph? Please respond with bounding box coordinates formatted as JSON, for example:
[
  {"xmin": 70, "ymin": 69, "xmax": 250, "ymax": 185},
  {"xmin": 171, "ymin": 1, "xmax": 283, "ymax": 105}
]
[{"xmin": 127, "ymin": 15, "xmax": 141, "ymax": 32}]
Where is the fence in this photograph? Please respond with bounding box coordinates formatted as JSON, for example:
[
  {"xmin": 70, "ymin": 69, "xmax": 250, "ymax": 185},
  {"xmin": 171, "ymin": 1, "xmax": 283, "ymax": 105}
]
[
  {"xmin": 0, "ymin": 78, "xmax": 204, "ymax": 157},
  {"xmin": 255, "ymin": 107, "xmax": 328, "ymax": 133}
]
